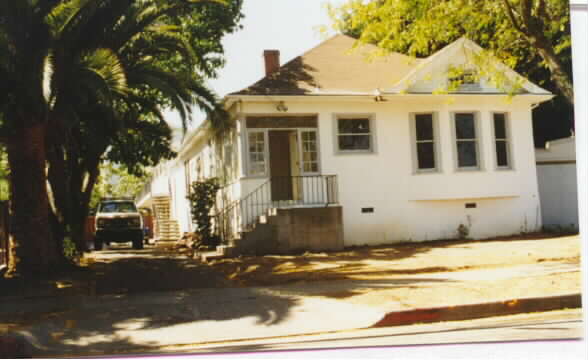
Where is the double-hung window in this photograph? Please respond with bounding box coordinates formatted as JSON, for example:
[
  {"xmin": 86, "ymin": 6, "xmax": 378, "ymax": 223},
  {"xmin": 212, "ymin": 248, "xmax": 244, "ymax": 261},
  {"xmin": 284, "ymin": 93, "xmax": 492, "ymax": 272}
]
[
  {"xmin": 247, "ymin": 131, "xmax": 266, "ymax": 176},
  {"xmin": 412, "ymin": 113, "xmax": 438, "ymax": 172},
  {"xmin": 493, "ymin": 113, "xmax": 511, "ymax": 169},
  {"xmin": 301, "ymin": 130, "xmax": 319, "ymax": 173},
  {"xmin": 336, "ymin": 116, "xmax": 374, "ymax": 153},
  {"xmin": 453, "ymin": 112, "xmax": 480, "ymax": 170}
]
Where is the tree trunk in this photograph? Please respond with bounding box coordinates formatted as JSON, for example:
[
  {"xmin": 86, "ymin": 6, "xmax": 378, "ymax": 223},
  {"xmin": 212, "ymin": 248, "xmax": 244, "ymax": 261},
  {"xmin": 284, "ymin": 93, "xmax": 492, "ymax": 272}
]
[
  {"xmin": 5, "ymin": 122, "xmax": 59, "ymax": 277},
  {"xmin": 534, "ymin": 43, "xmax": 574, "ymax": 105}
]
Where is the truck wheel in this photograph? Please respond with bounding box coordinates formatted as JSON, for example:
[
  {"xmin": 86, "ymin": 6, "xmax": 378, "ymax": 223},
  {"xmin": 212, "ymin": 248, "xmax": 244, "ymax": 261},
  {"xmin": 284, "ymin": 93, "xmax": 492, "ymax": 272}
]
[
  {"xmin": 94, "ymin": 237, "xmax": 103, "ymax": 251},
  {"xmin": 132, "ymin": 235, "xmax": 144, "ymax": 250}
]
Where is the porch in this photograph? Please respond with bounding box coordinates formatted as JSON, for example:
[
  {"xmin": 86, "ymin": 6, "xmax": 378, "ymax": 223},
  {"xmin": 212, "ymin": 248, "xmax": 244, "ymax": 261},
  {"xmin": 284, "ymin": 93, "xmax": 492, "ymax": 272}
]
[{"xmin": 216, "ymin": 174, "xmax": 343, "ymax": 255}]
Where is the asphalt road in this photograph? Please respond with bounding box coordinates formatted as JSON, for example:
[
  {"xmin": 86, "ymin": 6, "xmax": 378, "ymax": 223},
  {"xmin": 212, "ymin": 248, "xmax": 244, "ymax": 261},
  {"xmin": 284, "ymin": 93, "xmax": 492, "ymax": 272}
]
[{"xmin": 161, "ymin": 309, "xmax": 583, "ymax": 355}]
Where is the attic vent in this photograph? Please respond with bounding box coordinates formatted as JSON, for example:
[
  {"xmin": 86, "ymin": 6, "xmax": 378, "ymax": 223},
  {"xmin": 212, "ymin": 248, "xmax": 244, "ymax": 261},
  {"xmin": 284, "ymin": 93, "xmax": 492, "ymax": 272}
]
[{"xmin": 449, "ymin": 70, "xmax": 481, "ymax": 92}]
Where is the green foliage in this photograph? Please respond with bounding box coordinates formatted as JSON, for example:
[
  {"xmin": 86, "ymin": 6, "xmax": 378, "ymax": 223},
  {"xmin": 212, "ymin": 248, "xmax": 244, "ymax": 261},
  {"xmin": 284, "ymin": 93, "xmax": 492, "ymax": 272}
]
[
  {"xmin": 187, "ymin": 178, "xmax": 221, "ymax": 248},
  {"xmin": 90, "ymin": 162, "xmax": 146, "ymax": 210},
  {"xmin": 63, "ymin": 236, "xmax": 79, "ymax": 260},
  {"xmin": 330, "ymin": 0, "xmax": 572, "ymax": 103}
]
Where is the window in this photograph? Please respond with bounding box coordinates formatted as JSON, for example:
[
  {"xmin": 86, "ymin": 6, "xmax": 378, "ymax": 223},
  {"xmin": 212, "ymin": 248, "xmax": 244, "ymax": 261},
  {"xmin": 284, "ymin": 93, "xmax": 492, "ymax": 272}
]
[
  {"xmin": 301, "ymin": 130, "xmax": 319, "ymax": 173},
  {"xmin": 412, "ymin": 113, "xmax": 438, "ymax": 171},
  {"xmin": 247, "ymin": 131, "xmax": 266, "ymax": 176},
  {"xmin": 448, "ymin": 70, "xmax": 481, "ymax": 92},
  {"xmin": 454, "ymin": 112, "xmax": 480, "ymax": 169},
  {"xmin": 493, "ymin": 113, "xmax": 511, "ymax": 169},
  {"xmin": 336, "ymin": 116, "xmax": 373, "ymax": 153}
]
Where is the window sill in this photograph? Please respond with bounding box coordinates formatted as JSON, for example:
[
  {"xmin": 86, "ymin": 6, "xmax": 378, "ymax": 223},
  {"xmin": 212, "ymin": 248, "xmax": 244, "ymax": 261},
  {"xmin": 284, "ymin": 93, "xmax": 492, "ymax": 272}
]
[
  {"xmin": 334, "ymin": 150, "xmax": 376, "ymax": 156},
  {"xmin": 413, "ymin": 169, "xmax": 442, "ymax": 175},
  {"xmin": 454, "ymin": 167, "xmax": 485, "ymax": 173}
]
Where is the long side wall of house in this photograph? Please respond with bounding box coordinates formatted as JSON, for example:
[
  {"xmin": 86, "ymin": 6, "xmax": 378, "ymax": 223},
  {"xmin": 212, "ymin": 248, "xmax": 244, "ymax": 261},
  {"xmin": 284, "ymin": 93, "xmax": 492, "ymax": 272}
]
[
  {"xmin": 240, "ymin": 96, "xmax": 541, "ymax": 246},
  {"xmin": 168, "ymin": 125, "xmax": 243, "ymax": 235}
]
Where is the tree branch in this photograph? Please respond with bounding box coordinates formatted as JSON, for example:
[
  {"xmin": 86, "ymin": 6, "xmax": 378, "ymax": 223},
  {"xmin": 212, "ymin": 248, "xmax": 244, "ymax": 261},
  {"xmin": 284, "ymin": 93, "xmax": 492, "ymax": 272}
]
[{"xmin": 500, "ymin": 0, "xmax": 525, "ymax": 34}]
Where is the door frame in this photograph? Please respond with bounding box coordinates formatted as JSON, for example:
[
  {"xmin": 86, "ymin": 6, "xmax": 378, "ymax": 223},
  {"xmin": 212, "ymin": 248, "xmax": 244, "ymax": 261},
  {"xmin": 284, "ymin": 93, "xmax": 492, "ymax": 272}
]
[{"xmin": 245, "ymin": 127, "xmax": 321, "ymax": 178}]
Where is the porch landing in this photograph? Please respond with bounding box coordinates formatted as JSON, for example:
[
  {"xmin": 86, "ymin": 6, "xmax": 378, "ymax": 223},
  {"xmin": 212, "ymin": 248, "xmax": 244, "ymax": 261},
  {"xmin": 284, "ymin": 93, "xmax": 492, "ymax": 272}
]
[{"xmin": 232, "ymin": 205, "xmax": 344, "ymax": 256}]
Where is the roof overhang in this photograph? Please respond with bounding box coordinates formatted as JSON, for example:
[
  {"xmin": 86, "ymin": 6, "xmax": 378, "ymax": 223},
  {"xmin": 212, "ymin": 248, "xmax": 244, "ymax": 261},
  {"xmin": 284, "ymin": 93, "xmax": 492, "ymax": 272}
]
[{"xmin": 227, "ymin": 93, "xmax": 554, "ymax": 104}]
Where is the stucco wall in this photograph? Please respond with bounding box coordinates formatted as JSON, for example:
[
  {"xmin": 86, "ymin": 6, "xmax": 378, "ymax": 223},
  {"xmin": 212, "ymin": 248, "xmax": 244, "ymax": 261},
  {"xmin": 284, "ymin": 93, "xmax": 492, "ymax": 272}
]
[{"xmin": 239, "ymin": 95, "xmax": 542, "ymax": 246}]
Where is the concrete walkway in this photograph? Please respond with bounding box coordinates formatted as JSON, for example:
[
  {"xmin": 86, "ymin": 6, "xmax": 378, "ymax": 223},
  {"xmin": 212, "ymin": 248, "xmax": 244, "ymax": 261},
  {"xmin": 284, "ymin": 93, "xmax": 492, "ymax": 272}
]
[{"xmin": 0, "ymin": 256, "xmax": 582, "ymax": 357}]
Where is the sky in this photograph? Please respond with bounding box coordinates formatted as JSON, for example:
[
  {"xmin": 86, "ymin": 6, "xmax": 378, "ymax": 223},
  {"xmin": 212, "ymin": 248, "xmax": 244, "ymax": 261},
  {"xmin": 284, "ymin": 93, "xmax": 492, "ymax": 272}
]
[{"xmin": 165, "ymin": 0, "xmax": 348, "ymax": 132}]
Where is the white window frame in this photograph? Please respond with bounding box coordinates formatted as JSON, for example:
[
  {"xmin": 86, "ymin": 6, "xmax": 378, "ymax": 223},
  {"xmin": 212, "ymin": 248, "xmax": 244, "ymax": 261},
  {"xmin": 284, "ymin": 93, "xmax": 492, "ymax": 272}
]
[
  {"xmin": 410, "ymin": 112, "xmax": 441, "ymax": 174},
  {"xmin": 299, "ymin": 129, "xmax": 320, "ymax": 175},
  {"xmin": 333, "ymin": 114, "xmax": 376, "ymax": 154},
  {"xmin": 492, "ymin": 112, "xmax": 514, "ymax": 170},
  {"xmin": 246, "ymin": 129, "xmax": 268, "ymax": 177},
  {"xmin": 451, "ymin": 111, "xmax": 483, "ymax": 171}
]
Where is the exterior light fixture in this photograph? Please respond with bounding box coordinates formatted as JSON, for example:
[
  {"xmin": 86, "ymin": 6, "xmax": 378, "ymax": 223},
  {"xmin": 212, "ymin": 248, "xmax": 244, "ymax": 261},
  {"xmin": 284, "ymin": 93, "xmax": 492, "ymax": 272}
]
[{"xmin": 276, "ymin": 101, "xmax": 288, "ymax": 112}]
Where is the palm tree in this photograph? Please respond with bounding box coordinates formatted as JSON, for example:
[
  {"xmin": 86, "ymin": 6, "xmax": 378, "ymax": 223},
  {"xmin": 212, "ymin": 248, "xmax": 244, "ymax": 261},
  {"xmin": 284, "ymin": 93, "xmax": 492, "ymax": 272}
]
[
  {"xmin": 0, "ymin": 0, "xmax": 63, "ymax": 276},
  {"xmin": 44, "ymin": 0, "xmax": 228, "ymax": 251},
  {"xmin": 1, "ymin": 0, "xmax": 231, "ymax": 275}
]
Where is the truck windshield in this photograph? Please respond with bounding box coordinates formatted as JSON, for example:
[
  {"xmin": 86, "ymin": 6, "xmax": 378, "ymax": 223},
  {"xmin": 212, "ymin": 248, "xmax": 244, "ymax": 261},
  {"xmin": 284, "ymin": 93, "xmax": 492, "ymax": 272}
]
[{"xmin": 100, "ymin": 201, "xmax": 137, "ymax": 213}]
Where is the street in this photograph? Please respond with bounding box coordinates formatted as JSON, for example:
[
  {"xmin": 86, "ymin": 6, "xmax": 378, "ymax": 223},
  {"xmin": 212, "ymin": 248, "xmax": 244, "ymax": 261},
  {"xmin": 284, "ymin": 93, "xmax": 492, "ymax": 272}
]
[{"xmin": 161, "ymin": 309, "xmax": 583, "ymax": 355}]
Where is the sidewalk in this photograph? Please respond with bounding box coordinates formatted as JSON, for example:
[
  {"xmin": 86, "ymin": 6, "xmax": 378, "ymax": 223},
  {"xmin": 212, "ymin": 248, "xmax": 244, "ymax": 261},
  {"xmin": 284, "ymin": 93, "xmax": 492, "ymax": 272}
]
[
  {"xmin": 1, "ymin": 260, "xmax": 582, "ymax": 357},
  {"xmin": 0, "ymin": 235, "xmax": 583, "ymax": 357}
]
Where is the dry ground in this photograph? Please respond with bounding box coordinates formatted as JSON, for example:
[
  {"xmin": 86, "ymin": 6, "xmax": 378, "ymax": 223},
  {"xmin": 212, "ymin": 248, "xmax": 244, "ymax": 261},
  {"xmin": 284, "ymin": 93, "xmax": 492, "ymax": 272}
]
[
  {"xmin": 1, "ymin": 233, "xmax": 582, "ymax": 336},
  {"xmin": 204, "ymin": 233, "xmax": 581, "ymax": 287}
]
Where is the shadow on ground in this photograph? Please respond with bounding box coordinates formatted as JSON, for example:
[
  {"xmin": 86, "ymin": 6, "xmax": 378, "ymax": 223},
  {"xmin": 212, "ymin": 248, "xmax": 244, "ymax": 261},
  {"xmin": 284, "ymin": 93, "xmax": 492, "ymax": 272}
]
[{"xmin": 206, "ymin": 233, "xmax": 578, "ymax": 287}]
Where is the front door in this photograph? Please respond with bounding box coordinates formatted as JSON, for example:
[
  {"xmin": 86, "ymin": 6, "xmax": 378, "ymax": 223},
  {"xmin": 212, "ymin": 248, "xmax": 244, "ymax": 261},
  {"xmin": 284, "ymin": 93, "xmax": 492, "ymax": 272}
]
[{"xmin": 268, "ymin": 130, "xmax": 295, "ymax": 201}]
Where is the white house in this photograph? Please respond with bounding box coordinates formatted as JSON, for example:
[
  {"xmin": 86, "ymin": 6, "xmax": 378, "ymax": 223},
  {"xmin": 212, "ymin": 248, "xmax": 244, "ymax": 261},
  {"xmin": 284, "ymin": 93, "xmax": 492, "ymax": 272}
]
[
  {"xmin": 535, "ymin": 136, "xmax": 579, "ymax": 230},
  {"xmin": 138, "ymin": 35, "xmax": 553, "ymax": 254}
]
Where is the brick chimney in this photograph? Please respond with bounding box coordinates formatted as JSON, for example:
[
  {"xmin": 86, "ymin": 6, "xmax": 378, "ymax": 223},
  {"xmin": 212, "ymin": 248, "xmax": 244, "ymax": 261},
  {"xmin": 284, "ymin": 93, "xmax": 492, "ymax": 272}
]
[{"xmin": 263, "ymin": 50, "xmax": 280, "ymax": 76}]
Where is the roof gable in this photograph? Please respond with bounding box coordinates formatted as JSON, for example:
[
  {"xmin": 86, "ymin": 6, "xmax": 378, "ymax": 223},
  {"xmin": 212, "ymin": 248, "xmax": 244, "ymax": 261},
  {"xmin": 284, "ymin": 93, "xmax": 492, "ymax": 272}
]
[
  {"xmin": 232, "ymin": 34, "xmax": 420, "ymax": 96},
  {"xmin": 231, "ymin": 35, "xmax": 551, "ymax": 98},
  {"xmin": 387, "ymin": 38, "xmax": 551, "ymax": 95}
]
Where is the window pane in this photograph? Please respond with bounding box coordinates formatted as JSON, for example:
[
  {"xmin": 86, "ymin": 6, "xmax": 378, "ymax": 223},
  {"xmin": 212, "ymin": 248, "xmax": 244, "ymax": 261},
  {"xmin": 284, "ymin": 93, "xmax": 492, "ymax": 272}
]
[
  {"xmin": 338, "ymin": 135, "xmax": 371, "ymax": 150},
  {"xmin": 251, "ymin": 163, "xmax": 264, "ymax": 175},
  {"xmin": 494, "ymin": 114, "xmax": 507, "ymax": 139},
  {"xmin": 415, "ymin": 114, "xmax": 434, "ymax": 141},
  {"xmin": 417, "ymin": 142, "xmax": 435, "ymax": 169},
  {"xmin": 496, "ymin": 140, "xmax": 508, "ymax": 167},
  {"xmin": 455, "ymin": 113, "xmax": 475, "ymax": 139},
  {"xmin": 457, "ymin": 141, "xmax": 478, "ymax": 167},
  {"xmin": 338, "ymin": 118, "xmax": 370, "ymax": 134},
  {"xmin": 303, "ymin": 132, "xmax": 316, "ymax": 141}
]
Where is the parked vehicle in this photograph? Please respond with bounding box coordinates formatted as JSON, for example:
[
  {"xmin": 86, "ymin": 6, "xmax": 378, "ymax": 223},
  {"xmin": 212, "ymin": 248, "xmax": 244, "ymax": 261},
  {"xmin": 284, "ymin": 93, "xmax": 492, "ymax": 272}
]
[{"xmin": 94, "ymin": 198, "xmax": 144, "ymax": 250}]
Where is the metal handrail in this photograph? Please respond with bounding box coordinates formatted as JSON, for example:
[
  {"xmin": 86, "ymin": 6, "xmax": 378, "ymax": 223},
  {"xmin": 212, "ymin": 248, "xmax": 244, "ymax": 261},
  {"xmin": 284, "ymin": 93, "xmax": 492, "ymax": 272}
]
[{"xmin": 215, "ymin": 175, "xmax": 338, "ymax": 244}]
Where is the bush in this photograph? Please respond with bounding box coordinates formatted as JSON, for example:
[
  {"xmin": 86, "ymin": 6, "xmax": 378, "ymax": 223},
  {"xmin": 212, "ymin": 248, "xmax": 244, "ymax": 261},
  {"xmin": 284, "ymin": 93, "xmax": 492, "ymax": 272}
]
[{"xmin": 187, "ymin": 178, "xmax": 221, "ymax": 248}]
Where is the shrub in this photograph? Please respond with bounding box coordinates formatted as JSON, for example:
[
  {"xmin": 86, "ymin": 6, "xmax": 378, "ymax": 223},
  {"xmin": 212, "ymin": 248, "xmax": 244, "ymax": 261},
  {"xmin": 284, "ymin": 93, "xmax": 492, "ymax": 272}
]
[{"xmin": 187, "ymin": 178, "xmax": 221, "ymax": 248}]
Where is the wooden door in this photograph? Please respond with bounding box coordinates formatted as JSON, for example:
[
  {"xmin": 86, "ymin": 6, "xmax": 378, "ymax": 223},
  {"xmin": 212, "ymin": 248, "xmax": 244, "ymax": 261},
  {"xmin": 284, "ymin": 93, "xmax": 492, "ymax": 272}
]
[{"xmin": 268, "ymin": 131, "xmax": 293, "ymax": 200}]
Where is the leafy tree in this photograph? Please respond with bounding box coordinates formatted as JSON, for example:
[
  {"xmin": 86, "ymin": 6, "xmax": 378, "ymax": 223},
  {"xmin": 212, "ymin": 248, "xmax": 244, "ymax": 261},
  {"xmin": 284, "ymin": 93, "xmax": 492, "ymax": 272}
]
[
  {"xmin": 329, "ymin": 0, "xmax": 573, "ymax": 104},
  {"xmin": 0, "ymin": 0, "xmax": 64, "ymax": 275},
  {"xmin": 89, "ymin": 163, "xmax": 146, "ymax": 210},
  {"xmin": 0, "ymin": 0, "xmax": 242, "ymax": 276},
  {"xmin": 329, "ymin": 0, "xmax": 574, "ymax": 144}
]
